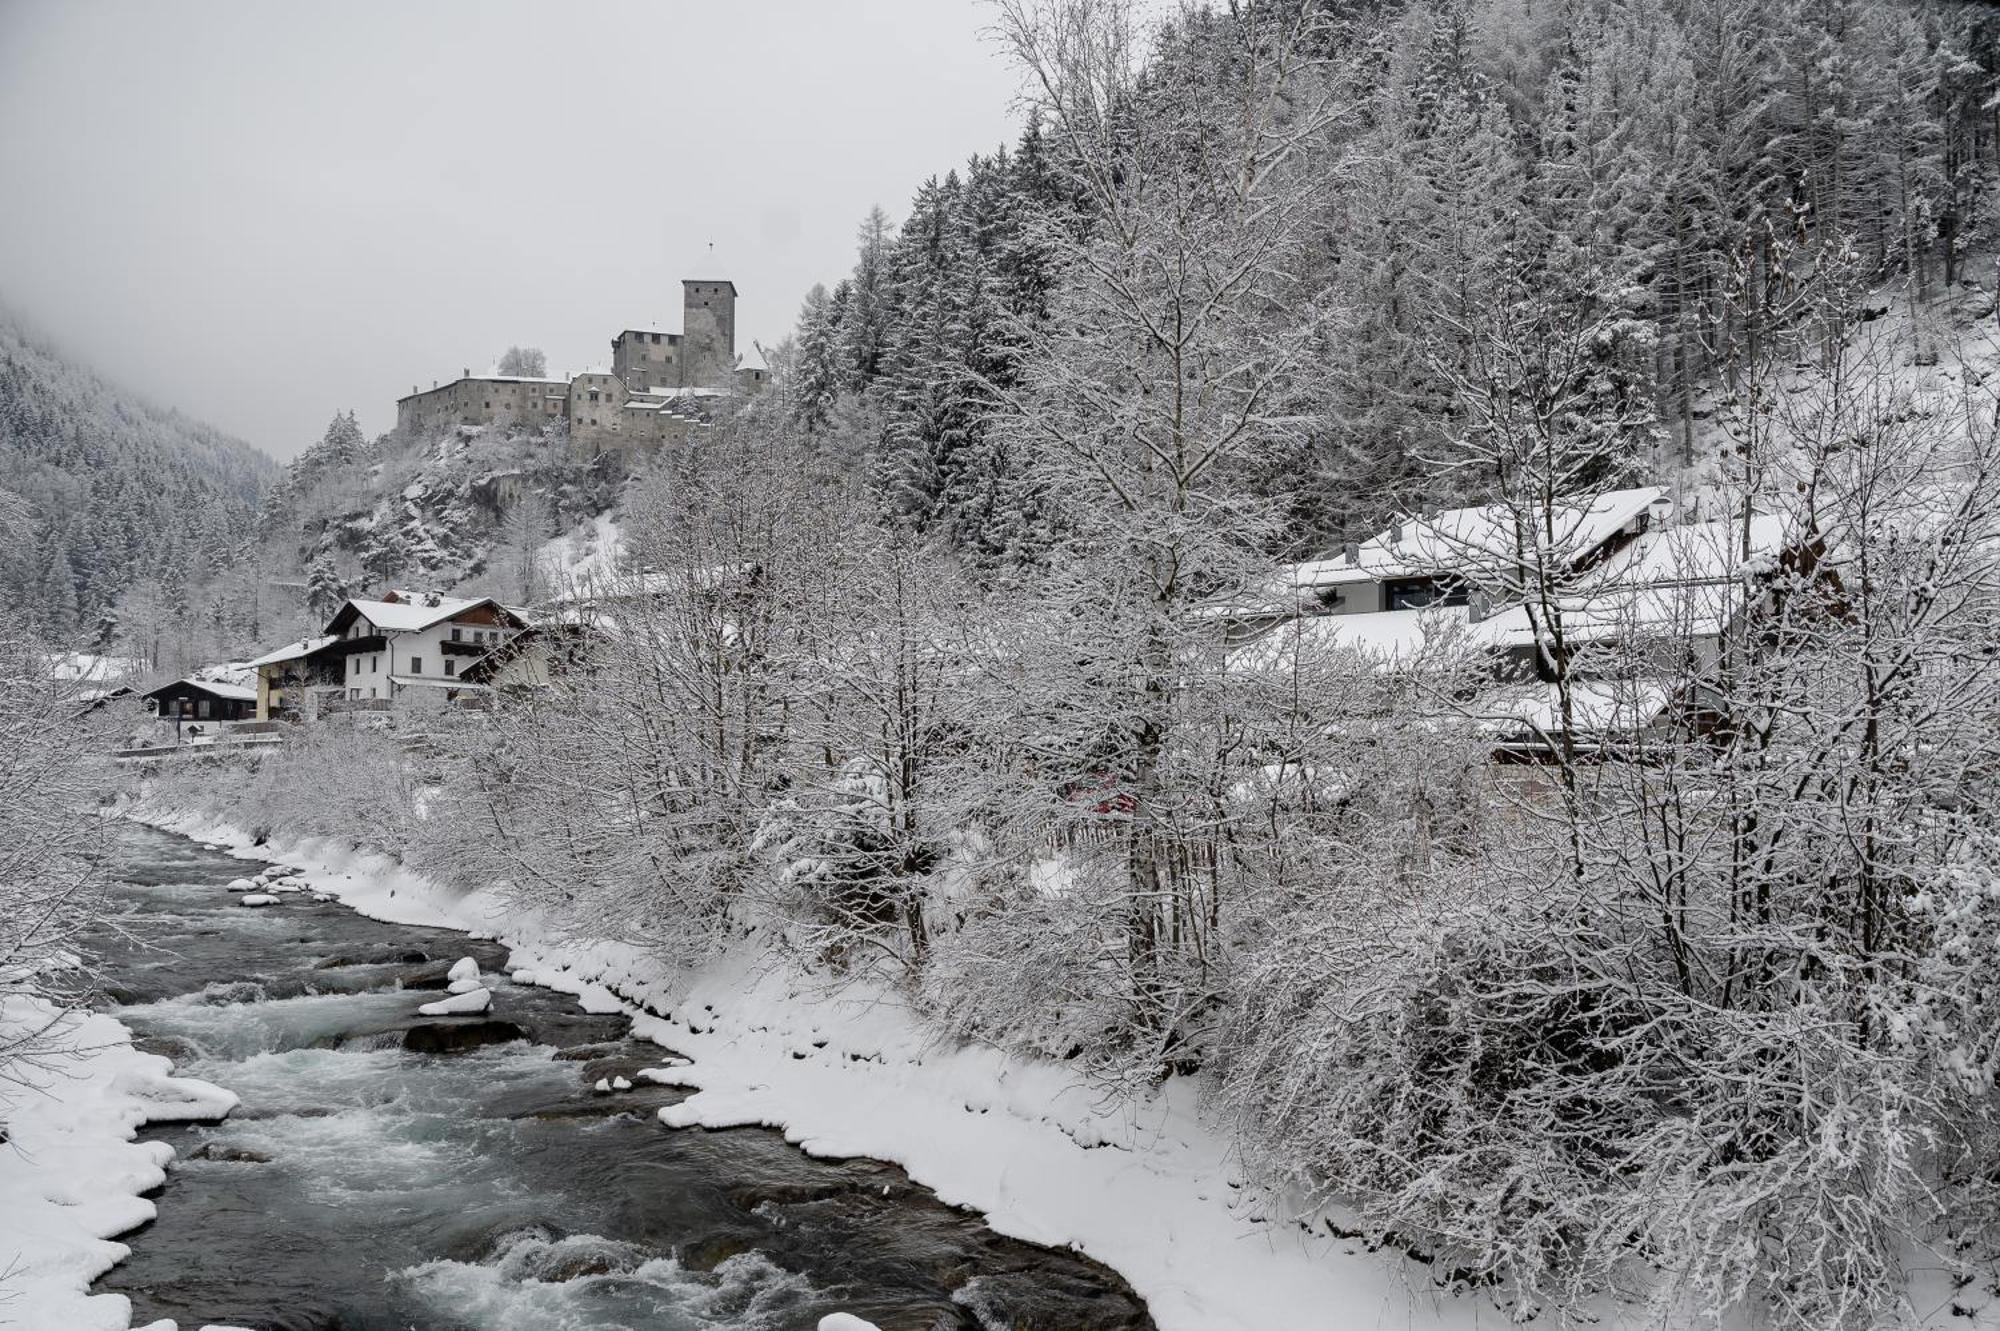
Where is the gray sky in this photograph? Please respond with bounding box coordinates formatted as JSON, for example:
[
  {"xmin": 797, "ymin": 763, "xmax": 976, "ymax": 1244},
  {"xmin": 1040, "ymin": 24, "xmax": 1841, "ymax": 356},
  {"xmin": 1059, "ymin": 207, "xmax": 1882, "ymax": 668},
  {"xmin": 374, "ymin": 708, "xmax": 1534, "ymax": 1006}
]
[{"xmin": 0, "ymin": 1, "xmax": 1022, "ymax": 459}]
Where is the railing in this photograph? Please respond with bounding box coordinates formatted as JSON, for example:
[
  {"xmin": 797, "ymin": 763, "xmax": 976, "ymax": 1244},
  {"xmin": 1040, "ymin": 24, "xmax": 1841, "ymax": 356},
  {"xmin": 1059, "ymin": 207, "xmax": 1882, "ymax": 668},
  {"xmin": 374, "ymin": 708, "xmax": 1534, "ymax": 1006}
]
[
  {"xmin": 113, "ymin": 731, "xmax": 287, "ymax": 761},
  {"xmin": 321, "ymin": 696, "xmax": 394, "ymax": 715}
]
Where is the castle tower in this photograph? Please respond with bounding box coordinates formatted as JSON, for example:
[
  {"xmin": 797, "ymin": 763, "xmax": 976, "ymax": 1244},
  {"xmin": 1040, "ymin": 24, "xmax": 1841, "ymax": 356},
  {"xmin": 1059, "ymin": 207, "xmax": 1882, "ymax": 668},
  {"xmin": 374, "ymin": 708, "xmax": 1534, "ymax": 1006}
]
[{"xmin": 681, "ymin": 277, "xmax": 737, "ymax": 387}]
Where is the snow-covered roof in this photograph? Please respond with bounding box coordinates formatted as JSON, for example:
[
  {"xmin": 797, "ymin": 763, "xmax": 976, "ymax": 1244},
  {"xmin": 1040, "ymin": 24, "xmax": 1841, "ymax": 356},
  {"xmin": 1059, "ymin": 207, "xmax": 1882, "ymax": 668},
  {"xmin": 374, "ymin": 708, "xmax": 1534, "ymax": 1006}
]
[
  {"xmin": 1281, "ymin": 487, "xmax": 1670, "ymax": 595},
  {"xmin": 1474, "ymin": 679, "xmax": 1674, "ymax": 738},
  {"xmin": 1238, "ymin": 608, "xmax": 1449, "ymax": 669},
  {"xmin": 245, "ymin": 634, "xmax": 339, "ymax": 668},
  {"xmin": 1247, "ymin": 509, "xmax": 1807, "ymax": 674},
  {"xmin": 191, "ymin": 661, "xmax": 255, "ymax": 688},
  {"xmin": 1588, "ymin": 513, "xmax": 1798, "ymax": 586},
  {"xmin": 45, "ymin": 652, "xmax": 144, "ymax": 682},
  {"xmin": 327, "ymin": 591, "xmax": 527, "ymax": 636},
  {"xmin": 141, "ymin": 677, "xmax": 256, "ymax": 703}
]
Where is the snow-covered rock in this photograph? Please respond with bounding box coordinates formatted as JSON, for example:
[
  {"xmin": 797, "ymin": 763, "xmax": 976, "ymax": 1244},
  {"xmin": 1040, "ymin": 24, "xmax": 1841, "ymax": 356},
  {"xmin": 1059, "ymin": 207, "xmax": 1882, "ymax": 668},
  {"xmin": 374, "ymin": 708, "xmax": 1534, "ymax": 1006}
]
[
  {"xmin": 416, "ymin": 988, "xmax": 491, "ymax": 1017},
  {"xmin": 238, "ymin": 894, "xmax": 279, "ymax": 907},
  {"xmin": 611, "ymin": 1076, "xmax": 631, "ymax": 1090},
  {"xmin": 446, "ymin": 956, "xmax": 479, "ymax": 983},
  {"xmin": 446, "ymin": 976, "xmax": 484, "ymax": 995},
  {"xmin": 819, "ymin": 1315, "xmax": 883, "ymax": 1331},
  {"xmin": 593, "ymin": 1077, "xmax": 611, "ymax": 1093},
  {"xmin": 225, "ymin": 878, "xmax": 254, "ymax": 891}
]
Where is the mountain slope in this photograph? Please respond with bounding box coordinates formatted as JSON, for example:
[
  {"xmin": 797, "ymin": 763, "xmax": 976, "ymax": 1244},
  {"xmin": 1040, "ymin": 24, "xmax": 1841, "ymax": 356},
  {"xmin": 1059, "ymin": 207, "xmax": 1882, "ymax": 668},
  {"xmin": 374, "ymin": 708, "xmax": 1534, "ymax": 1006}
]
[{"xmin": 0, "ymin": 311, "xmax": 279, "ymax": 637}]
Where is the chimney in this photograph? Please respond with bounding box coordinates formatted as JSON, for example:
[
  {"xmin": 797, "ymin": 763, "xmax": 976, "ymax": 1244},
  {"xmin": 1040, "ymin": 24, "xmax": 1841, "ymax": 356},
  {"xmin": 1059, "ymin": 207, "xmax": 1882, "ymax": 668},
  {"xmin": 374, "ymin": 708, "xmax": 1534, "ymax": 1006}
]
[
  {"xmin": 1390, "ymin": 521, "xmax": 1405, "ymax": 546},
  {"xmin": 462, "ymin": 367, "xmax": 470, "ymax": 379},
  {"xmin": 1343, "ymin": 541, "xmax": 1361, "ymax": 566}
]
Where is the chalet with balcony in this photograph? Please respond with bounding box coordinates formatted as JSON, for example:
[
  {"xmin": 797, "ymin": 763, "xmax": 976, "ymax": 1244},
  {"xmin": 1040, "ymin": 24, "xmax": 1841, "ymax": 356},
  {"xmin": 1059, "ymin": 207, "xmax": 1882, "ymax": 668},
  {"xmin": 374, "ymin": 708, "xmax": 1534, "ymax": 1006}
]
[{"xmin": 321, "ymin": 590, "xmax": 532, "ymax": 705}]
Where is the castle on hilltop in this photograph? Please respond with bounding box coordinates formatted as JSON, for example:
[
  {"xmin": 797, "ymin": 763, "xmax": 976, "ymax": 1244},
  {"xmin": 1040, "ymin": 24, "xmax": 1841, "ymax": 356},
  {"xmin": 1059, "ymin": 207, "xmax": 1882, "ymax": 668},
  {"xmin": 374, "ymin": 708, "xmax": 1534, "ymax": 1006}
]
[{"xmin": 394, "ymin": 274, "xmax": 769, "ymax": 457}]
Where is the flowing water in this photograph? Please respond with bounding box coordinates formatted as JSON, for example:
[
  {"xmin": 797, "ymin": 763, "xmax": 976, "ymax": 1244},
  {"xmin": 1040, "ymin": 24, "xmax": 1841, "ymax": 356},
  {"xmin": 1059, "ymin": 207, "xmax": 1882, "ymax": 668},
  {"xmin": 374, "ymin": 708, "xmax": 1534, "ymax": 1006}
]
[{"xmin": 91, "ymin": 821, "xmax": 1153, "ymax": 1331}]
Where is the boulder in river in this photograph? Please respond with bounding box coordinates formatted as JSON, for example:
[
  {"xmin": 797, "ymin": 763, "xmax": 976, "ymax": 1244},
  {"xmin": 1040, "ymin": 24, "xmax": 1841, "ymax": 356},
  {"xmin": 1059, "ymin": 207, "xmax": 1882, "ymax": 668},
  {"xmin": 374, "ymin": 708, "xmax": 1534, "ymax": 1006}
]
[
  {"xmin": 239, "ymin": 894, "xmax": 280, "ymax": 907},
  {"xmin": 402, "ymin": 1020, "xmax": 528, "ymax": 1054},
  {"xmin": 418, "ymin": 988, "xmax": 491, "ymax": 1017},
  {"xmin": 187, "ymin": 1142, "xmax": 273, "ymax": 1164}
]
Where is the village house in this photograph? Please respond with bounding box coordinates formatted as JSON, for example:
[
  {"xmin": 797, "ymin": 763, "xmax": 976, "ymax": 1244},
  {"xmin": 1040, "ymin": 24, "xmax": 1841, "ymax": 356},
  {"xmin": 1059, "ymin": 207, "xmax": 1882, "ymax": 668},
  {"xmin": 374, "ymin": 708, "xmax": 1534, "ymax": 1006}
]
[
  {"xmin": 245, "ymin": 634, "xmax": 344, "ymax": 722},
  {"xmin": 140, "ymin": 676, "xmax": 257, "ymax": 724},
  {"xmin": 321, "ymin": 590, "xmax": 532, "ymax": 706},
  {"xmin": 453, "ymin": 622, "xmax": 594, "ymax": 695},
  {"xmin": 1239, "ymin": 488, "xmax": 1817, "ymax": 755}
]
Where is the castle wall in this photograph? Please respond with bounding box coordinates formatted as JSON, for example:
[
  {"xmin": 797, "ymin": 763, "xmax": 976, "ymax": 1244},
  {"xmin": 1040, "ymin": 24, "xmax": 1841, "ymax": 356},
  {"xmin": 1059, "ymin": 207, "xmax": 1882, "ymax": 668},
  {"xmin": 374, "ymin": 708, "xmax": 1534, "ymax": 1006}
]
[
  {"xmin": 611, "ymin": 329, "xmax": 684, "ymax": 393},
  {"xmin": 396, "ymin": 376, "xmax": 567, "ymax": 436},
  {"xmin": 566, "ymin": 371, "xmax": 629, "ymax": 456}
]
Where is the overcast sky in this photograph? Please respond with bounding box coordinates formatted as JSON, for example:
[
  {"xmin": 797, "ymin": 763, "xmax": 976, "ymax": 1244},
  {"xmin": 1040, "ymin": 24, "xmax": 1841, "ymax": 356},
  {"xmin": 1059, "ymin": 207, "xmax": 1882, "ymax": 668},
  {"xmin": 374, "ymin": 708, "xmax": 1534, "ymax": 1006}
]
[{"xmin": 0, "ymin": 1, "xmax": 1023, "ymax": 459}]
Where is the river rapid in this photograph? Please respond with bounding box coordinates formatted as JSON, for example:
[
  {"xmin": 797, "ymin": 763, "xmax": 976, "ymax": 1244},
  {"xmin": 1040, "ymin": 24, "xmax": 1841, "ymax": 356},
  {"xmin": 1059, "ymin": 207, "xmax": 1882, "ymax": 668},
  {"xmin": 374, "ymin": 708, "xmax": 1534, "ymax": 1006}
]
[{"xmin": 90, "ymin": 821, "xmax": 1153, "ymax": 1331}]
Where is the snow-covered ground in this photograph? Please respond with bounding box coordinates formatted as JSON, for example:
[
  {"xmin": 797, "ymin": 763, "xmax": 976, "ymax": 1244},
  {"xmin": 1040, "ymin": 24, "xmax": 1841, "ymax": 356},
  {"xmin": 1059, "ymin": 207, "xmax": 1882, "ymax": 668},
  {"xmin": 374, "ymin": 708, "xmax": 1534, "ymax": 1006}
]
[
  {"xmin": 133, "ymin": 804, "xmax": 1499, "ymax": 1331},
  {"xmin": 0, "ymin": 997, "xmax": 236, "ymax": 1331}
]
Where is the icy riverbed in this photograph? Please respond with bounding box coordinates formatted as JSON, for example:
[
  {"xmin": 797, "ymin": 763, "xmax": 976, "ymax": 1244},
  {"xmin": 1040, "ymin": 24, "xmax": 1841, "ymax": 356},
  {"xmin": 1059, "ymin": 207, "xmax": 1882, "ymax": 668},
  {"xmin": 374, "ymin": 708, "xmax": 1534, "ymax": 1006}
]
[
  {"xmin": 31, "ymin": 821, "xmax": 1151, "ymax": 1331},
  {"xmin": 131, "ymin": 805, "xmax": 1507, "ymax": 1331}
]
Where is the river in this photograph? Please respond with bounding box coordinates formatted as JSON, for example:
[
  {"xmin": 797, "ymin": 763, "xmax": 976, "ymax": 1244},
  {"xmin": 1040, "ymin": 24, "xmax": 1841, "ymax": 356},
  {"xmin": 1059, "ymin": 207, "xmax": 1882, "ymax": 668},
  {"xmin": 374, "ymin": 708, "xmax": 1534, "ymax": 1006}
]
[{"xmin": 90, "ymin": 820, "xmax": 1153, "ymax": 1331}]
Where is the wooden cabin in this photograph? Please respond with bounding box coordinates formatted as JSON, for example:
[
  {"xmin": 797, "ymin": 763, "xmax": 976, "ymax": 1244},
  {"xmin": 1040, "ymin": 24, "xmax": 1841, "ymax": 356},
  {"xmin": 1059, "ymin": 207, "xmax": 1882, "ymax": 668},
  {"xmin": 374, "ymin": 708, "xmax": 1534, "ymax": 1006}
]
[{"xmin": 141, "ymin": 677, "xmax": 257, "ymax": 723}]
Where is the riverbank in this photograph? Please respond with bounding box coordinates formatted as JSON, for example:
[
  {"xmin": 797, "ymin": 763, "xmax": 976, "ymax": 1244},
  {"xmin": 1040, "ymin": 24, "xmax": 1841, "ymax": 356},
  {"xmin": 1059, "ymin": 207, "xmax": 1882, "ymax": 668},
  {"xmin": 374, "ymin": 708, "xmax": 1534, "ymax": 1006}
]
[
  {"xmin": 0, "ymin": 996, "xmax": 236, "ymax": 1331},
  {"xmin": 131, "ymin": 802, "xmax": 1484, "ymax": 1331}
]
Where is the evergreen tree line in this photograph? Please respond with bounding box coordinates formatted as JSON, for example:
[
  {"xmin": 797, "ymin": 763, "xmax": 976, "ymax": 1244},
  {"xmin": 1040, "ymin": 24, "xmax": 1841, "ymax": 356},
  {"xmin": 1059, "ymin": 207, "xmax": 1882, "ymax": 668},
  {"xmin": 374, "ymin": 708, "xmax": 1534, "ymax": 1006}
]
[
  {"xmin": 0, "ymin": 313, "xmax": 277, "ymax": 649},
  {"xmin": 788, "ymin": 0, "xmax": 2000, "ymax": 561}
]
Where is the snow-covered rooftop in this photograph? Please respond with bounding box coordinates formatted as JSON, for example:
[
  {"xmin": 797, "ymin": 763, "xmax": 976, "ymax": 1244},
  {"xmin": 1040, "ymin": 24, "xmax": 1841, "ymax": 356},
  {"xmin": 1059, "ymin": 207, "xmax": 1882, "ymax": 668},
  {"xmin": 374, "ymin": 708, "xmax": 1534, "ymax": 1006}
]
[
  {"xmin": 245, "ymin": 634, "xmax": 339, "ymax": 668},
  {"xmin": 332, "ymin": 591, "xmax": 504, "ymax": 634},
  {"xmin": 142, "ymin": 677, "xmax": 256, "ymax": 703},
  {"xmin": 44, "ymin": 651, "xmax": 143, "ymax": 682},
  {"xmin": 1281, "ymin": 486, "xmax": 1669, "ymax": 595}
]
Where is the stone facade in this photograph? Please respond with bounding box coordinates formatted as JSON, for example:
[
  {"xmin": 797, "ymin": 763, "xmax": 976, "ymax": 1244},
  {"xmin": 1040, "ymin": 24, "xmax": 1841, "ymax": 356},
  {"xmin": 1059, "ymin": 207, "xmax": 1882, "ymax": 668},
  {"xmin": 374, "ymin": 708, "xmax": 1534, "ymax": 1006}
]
[
  {"xmin": 395, "ymin": 375, "xmax": 569, "ymax": 437},
  {"xmin": 392, "ymin": 273, "xmax": 761, "ymax": 459},
  {"xmin": 611, "ymin": 328, "xmax": 683, "ymax": 393}
]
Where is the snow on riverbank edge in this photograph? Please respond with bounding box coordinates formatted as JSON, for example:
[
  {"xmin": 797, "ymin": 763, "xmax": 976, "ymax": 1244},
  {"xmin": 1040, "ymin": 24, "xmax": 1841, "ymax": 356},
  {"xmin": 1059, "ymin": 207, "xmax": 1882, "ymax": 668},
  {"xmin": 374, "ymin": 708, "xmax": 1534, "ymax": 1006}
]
[
  {"xmin": 130, "ymin": 805, "xmax": 1494, "ymax": 1331},
  {"xmin": 0, "ymin": 997, "xmax": 237, "ymax": 1331}
]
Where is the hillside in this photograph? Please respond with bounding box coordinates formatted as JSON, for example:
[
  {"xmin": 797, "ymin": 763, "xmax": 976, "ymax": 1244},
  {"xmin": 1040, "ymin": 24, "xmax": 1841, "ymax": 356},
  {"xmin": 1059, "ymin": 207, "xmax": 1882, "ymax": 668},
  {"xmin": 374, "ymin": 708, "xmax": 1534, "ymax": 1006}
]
[
  {"xmin": 260, "ymin": 412, "xmax": 624, "ymax": 618},
  {"xmin": 0, "ymin": 311, "xmax": 278, "ymax": 642}
]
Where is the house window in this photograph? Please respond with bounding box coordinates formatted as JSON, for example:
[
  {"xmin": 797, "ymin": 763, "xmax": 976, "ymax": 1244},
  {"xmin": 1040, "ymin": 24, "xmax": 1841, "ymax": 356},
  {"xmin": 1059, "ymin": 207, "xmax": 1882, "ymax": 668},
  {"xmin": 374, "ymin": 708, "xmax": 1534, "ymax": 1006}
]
[
  {"xmin": 451, "ymin": 627, "xmax": 462, "ymax": 641},
  {"xmin": 372, "ymin": 655, "xmax": 380, "ymax": 673},
  {"xmin": 349, "ymin": 687, "xmax": 360, "ymax": 700},
  {"xmin": 444, "ymin": 659, "xmax": 456, "ymax": 677},
  {"xmin": 410, "ymin": 657, "xmax": 423, "ymax": 675},
  {"xmin": 1383, "ymin": 576, "xmax": 1469, "ymax": 612}
]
